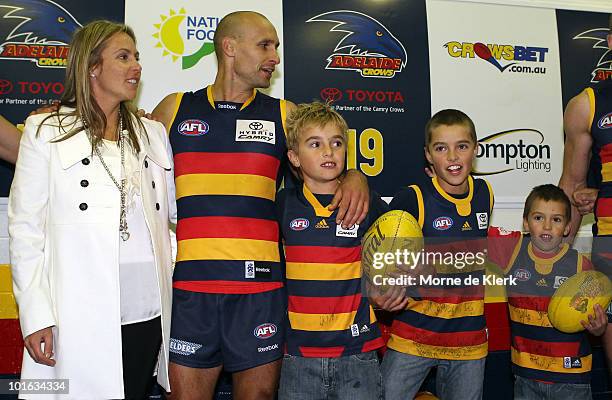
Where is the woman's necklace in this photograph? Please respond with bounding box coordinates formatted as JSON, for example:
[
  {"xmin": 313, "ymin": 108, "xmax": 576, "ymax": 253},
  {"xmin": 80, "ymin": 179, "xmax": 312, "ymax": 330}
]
[{"xmin": 90, "ymin": 117, "xmax": 130, "ymax": 241}]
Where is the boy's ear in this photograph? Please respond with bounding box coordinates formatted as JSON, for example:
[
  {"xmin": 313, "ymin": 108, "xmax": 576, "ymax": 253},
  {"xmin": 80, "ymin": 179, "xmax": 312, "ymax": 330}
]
[
  {"xmin": 522, "ymin": 218, "xmax": 529, "ymax": 233},
  {"xmin": 287, "ymin": 149, "xmax": 300, "ymax": 168},
  {"xmin": 563, "ymin": 222, "xmax": 571, "ymax": 236},
  {"xmin": 424, "ymin": 146, "xmax": 433, "ymax": 165}
]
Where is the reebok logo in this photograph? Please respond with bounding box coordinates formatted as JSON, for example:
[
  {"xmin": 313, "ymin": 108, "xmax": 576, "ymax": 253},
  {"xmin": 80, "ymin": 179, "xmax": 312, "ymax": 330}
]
[{"xmin": 257, "ymin": 343, "xmax": 279, "ymax": 353}]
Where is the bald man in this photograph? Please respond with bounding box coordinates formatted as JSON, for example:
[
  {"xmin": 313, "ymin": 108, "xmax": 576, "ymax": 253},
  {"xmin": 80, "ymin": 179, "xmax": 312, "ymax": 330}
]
[{"xmin": 152, "ymin": 11, "xmax": 370, "ymax": 400}]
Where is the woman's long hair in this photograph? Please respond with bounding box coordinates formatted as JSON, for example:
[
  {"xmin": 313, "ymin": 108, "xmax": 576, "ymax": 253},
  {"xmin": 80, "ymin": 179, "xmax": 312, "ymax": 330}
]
[{"xmin": 39, "ymin": 20, "xmax": 145, "ymax": 152}]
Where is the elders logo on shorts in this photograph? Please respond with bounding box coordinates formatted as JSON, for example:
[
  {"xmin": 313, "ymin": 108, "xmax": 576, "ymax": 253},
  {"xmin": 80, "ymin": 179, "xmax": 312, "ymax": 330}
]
[
  {"xmin": 598, "ymin": 112, "xmax": 612, "ymax": 129},
  {"xmin": 307, "ymin": 10, "xmax": 407, "ymax": 78},
  {"xmin": 178, "ymin": 119, "xmax": 209, "ymax": 136},
  {"xmin": 433, "ymin": 216, "xmax": 453, "ymax": 231},
  {"xmin": 235, "ymin": 119, "xmax": 275, "ymax": 144},
  {"xmin": 290, "ymin": 218, "xmax": 309, "ymax": 231},
  {"xmin": 169, "ymin": 338, "xmax": 202, "ymax": 356},
  {"xmin": 254, "ymin": 323, "xmax": 277, "ymax": 339}
]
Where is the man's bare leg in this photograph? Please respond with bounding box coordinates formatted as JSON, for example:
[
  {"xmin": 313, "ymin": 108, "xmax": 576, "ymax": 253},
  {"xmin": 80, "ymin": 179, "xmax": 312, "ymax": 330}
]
[
  {"xmin": 232, "ymin": 359, "xmax": 282, "ymax": 400},
  {"xmin": 166, "ymin": 362, "xmax": 223, "ymax": 400}
]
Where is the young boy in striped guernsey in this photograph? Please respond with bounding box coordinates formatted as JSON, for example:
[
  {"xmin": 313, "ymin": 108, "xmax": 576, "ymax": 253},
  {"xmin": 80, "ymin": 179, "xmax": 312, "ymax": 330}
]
[
  {"xmin": 275, "ymin": 102, "xmax": 389, "ymax": 399},
  {"xmin": 488, "ymin": 184, "xmax": 607, "ymax": 400},
  {"xmin": 383, "ymin": 109, "xmax": 493, "ymax": 400}
]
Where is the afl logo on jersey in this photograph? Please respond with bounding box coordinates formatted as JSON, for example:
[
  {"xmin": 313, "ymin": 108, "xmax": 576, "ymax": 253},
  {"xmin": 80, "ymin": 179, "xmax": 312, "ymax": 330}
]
[
  {"xmin": 290, "ymin": 218, "xmax": 309, "ymax": 231},
  {"xmin": 254, "ymin": 323, "xmax": 277, "ymax": 339},
  {"xmin": 598, "ymin": 112, "xmax": 612, "ymax": 129},
  {"xmin": 178, "ymin": 119, "xmax": 209, "ymax": 136},
  {"xmin": 433, "ymin": 216, "xmax": 453, "ymax": 230},
  {"xmin": 514, "ymin": 268, "xmax": 531, "ymax": 282}
]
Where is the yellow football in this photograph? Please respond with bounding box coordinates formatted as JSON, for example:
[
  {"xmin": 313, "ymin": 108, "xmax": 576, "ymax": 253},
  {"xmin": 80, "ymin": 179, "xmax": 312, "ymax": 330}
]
[
  {"xmin": 548, "ymin": 270, "xmax": 612, "ymax": 333},
  {"xmin": 361, "ymin": 210, "xmax": 423, "ymax": 294}
]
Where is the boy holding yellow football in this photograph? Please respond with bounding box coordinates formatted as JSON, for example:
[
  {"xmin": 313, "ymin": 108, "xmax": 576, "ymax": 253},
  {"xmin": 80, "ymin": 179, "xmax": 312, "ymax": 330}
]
[
  {"xmin": 275, "ymin": 102, "xmax": 391, "ymax": 399},
  {"xmin": 488, "ymin": 184, "xmax": 607, "ymax": 399},
  {"xmin": 383, "ymin": 109, "xmax": 493, "ymax": 400}
]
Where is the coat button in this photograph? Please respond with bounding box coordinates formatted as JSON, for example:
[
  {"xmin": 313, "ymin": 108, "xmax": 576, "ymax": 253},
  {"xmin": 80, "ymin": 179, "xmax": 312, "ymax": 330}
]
[
  {"xmin": 80, "ymin": 179, "xmax": 89, "ymax": 187},
  {"xmin": 152, "ymin": 181, "xmax": 156, "ymax": 189},
  {"xmin": 82, "ymin": 158, "xmax": 90, "ymax": 165},
  {"xmin": 155, "ymin": 203, "xmax": 160, "ymax": 211},
  {"xmin": 144, "ymin": 160, "xmax": 149, "ymax": 168},
  {"xmin": 79, "ymin": 203, "xmax": 88, "ymax": 211}
]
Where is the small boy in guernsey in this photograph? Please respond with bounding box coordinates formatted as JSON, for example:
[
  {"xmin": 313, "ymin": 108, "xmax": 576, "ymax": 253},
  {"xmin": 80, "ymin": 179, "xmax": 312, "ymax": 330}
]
[
  {"xmin": 488, "ymin": 184, "xmax": 607, "ymax": 399},
  {"xmin": 275, "ymin": 102, "xmax": 390, "ymax": 400}
]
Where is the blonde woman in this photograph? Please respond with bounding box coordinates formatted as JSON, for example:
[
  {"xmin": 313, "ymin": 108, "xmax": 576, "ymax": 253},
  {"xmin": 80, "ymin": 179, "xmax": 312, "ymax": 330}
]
[{"xmin": 9, "ymin": 20, "xmax": 175, "ymax": 399}]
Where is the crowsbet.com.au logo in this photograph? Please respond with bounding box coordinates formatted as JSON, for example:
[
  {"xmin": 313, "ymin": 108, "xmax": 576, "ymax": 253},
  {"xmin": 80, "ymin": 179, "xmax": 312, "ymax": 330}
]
[{"xmin": 445, "ymin": 40, "xmax": 549, "ymax": 75}]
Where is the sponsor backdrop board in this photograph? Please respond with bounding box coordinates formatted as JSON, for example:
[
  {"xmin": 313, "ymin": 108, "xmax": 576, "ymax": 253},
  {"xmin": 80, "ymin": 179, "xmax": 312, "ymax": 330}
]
[
  {"xmin": 283, "ymin": 0, "xmax": 431, "ymax": 196},
  {"xmin": 557, "ymin": 9, "xmax": 611, "ymax": 107},
  {"xmin": 427, "ymin": 0, "xmax": 564, "ymax": 206},
  {"xmin": 125, "ymin": 0, "xmax": 284, "ymax": 113},
  {"xmin": 0, "ymin": 0, "xmax": 124, "ymax": 196}
]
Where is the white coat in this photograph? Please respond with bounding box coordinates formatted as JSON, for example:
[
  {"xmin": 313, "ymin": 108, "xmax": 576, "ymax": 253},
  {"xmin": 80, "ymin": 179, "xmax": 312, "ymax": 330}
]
[{"xmin": 9, "ymin": 110, "xmax": 176, "ymax": 399}]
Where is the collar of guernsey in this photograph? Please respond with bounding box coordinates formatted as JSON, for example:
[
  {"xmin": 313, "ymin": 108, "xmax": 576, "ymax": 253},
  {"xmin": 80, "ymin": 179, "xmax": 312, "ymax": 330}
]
[
  {"xmin": 206, "ymin": 85, "xmax": 256, "ymax": 111},
  {"xmin": 432, "ymin": 175, "xmax": 474, "ymax": 216}
]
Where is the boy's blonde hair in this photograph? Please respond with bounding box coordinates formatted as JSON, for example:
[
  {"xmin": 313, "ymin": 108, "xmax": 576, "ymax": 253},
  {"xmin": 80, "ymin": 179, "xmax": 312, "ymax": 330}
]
[{"xmin": 286, "ymin": 102, "xmax": 348, "ymax": 151}]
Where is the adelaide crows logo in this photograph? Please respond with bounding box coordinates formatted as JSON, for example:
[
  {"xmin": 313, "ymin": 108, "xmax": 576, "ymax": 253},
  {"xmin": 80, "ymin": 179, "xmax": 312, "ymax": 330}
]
[
  {"xmin": 573, "ymin": 28, "xmax": 612, "ymax": 83},
  {"xmin": 307, "ymin": 10, "xmax": 407, "ymax": 78},
  {"xmin": 0, "ymin": 0, "xmax": 81, "ymax": 68}
]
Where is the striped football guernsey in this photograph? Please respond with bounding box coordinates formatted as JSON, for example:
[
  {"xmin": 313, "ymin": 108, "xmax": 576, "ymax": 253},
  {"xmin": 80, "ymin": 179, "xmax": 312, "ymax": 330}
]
[
  {"xmin": 586, "ymin": 80, "xmax": 612, "ymax": 236},
  {"xmin": 277, "ymin": 184, "xmax": 386, "ymax": 357},
  {"xmin": 387, "ymin": 176, "xmax": 493, "ymax": 360},
  {"xmin": 488, "ymin": 227, "xmax": 593, "ymax": 383},
  {"xmin": 170, "ymin": 86, "xmax": 289, "ymax": 294}
]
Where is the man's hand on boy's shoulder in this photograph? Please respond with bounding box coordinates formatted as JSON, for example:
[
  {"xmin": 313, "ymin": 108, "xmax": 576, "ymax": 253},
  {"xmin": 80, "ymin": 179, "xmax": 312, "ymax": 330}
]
[{"xmin": 329, "ymin": 169, "xmax": 369, "ymax": 229}]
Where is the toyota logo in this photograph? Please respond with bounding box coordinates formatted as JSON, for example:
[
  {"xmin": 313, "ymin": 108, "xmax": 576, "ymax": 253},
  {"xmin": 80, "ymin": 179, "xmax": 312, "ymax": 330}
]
[
  {"xmin": 0, "ymin": 79, "xmax": 13, "ymax": 95},
  {"xmin": 249, "ymin": 121, "xmax": 264, "ymax": 130},
  {"xmin": 320, "ymin": 87, "xmax": 342, "ymax": 103}
]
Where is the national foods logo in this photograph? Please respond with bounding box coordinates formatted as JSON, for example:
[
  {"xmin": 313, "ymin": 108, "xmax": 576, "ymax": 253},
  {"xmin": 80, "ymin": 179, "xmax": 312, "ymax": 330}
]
[
  {"xmin": 153, "ymin": 7, "xmax": 219, "ymax": 70},
  {"xmin": 307, "ymin": 10, "xmax": 407, "ymax": 78},
  {"xmin": 474, "ymin": 129, "xmax": 552, "ymax": 175},
  {"xmin": 445, "ymin": 41, "xmax": 549, "ymax": 75},
  {"xmin": 573, "ymin": 28, "xmax": 612, "ymax": 83},
  {"xmin": 0, "ymin": 0, "xmax": 82, "ymax": 68}
]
